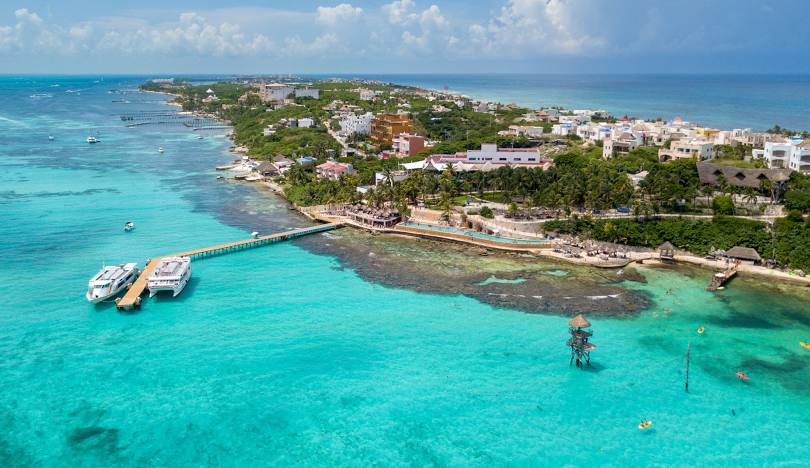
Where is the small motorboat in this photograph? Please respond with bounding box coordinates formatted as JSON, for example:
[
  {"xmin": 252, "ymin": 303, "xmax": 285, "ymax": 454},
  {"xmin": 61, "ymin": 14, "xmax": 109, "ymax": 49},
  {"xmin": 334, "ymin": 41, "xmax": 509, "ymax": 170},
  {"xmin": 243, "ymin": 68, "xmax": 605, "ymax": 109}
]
[
  {"xmin": 197, "ymin": 135, "xmax": 204, "ymax": 139},
  {"xmin": 216, "ymin": 175, "xmax": 224, "ymax": 180},
  {"xmin": 735, "ymin": 371, "xmax": 750, "ymax": 381},
  {"xmin": 87, "ymin": 136, "xmax": 99, "ymax": 143},
  {"xmin": 124, "ymin": 221, "xmax": 135, "ymax": 232},
  {"xmin": 158, "ymin": 147, "xmax": 165, "ymax": 153},
  {"xmin": 697, "ymin": 326, "xmax": 705, "ymax": 334},
  {"xmin": 48, "ymin": 135, "xmax": 55, "ymax": 141},
  {"xmin": 638, "ymin": 421, "xmax": 653, "ymax": 430},
  {"xmin": 800, "ymin": 341, "xmax": 810, "ymax": 350},
  {"xmin": 251, "ymin": 231, "xmax": 260, "ymax": 239}
]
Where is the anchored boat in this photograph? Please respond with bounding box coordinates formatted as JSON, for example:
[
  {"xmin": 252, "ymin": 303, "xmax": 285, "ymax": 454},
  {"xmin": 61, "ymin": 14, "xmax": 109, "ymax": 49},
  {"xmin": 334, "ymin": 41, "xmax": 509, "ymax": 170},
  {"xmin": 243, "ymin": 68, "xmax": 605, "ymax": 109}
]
[
  {"xmin": 147, "ymin": 256, "xmax": 192, "ymax": 298},
  {"xmin": 86, "ymin": 263, "xmax": 139, "ymax": 303}
]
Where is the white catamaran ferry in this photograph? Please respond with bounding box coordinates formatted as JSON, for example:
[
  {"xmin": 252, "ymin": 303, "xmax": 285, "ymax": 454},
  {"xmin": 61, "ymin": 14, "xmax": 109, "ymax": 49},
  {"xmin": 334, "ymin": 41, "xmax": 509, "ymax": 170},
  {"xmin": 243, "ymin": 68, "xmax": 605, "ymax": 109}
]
[
  {"xmin": 147, "ymin": 256, "xmax": 192, "ymax": 297},
  {"xmin": 86, "ymin": 263, "xmax": 139, "ymax": 303}
]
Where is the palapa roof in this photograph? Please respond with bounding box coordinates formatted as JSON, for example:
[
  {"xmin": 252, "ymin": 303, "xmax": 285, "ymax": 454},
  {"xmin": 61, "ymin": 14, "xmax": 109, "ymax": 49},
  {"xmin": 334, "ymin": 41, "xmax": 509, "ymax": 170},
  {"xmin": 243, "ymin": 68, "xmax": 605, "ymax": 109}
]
[
  {"xmin": 696, "ymin": 162, "xmax": 790, "ymax": 189},
  {"xmin": 568, "ymin": 314, "xmax": 591, "ymax": 328},
  {"xmin": 658, "ymin": 241, "xmax": 674, "ymax": 251},
  {"xmin": 725, "ymin": 246, "xmax": 762, "ymax": 261},
  {"xmin": 254, "ymin": 161, "xmax": 276, "ymax": 173}
]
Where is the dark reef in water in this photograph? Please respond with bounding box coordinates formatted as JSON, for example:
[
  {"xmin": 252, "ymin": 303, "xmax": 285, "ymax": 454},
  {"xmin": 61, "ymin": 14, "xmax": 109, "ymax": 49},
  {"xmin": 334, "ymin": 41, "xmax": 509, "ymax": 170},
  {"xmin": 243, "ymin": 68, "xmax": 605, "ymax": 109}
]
[{"xmin": 297, "ymin": 230, "xmax": 652, "ymax": 317}]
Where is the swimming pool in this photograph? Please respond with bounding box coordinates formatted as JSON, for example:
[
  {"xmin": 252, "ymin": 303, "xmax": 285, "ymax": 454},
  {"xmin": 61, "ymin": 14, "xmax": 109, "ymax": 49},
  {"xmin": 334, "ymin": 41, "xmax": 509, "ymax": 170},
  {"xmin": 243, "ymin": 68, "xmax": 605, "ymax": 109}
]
[{"xmin": 399, "ymin": 222, "xmax": 549, "ymax": 245}]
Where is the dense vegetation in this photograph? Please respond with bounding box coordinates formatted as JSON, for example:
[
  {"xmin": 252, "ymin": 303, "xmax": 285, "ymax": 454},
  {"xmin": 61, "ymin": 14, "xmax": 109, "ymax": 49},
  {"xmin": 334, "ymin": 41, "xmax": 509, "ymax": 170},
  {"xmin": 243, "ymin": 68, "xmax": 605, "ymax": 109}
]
[
  {"xmin": 141, "ymin": 78, "xmax": 810, "ymax": 270},
  {"xmin": 544, "ymin": 215, "xmax": 810, "ymax": 271}
]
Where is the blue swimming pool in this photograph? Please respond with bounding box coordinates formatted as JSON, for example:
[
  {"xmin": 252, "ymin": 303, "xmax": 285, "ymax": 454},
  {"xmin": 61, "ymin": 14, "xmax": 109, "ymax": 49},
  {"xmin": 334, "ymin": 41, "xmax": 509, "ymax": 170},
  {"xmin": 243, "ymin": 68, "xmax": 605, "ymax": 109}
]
[{"xmin": 399, "ymin": 222, "xmax": 549, "ymax": 245}]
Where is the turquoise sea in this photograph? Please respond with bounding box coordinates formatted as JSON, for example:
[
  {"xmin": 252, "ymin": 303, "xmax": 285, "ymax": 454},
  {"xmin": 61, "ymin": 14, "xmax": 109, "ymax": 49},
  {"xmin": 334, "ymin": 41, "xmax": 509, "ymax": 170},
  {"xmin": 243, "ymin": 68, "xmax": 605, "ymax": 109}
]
[
  {"xmin": 344, "ymin": 74, "xmax": 810, "ymax": 132},
  {"xmin": 1, "ymin": 76, "xmax": 809, "ymax": 466}
]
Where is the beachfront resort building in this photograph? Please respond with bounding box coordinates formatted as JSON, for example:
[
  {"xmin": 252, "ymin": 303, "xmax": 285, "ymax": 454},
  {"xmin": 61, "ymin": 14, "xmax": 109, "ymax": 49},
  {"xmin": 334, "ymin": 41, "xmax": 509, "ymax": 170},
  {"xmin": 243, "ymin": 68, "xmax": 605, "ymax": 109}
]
[
  {"xmin": 406, "ymin": 144, "xmax": 554, "ymax": 172},
  {"xmin": 316, "ymin": 161, "xmax": 353, "ymax": 180},
  {"xmin": 760, "ymin": 138, "xmax": 810, "ymax": 172},
  {"xmin": 371, "ymin": 114, "xmax": 413, "ymax": 146}
]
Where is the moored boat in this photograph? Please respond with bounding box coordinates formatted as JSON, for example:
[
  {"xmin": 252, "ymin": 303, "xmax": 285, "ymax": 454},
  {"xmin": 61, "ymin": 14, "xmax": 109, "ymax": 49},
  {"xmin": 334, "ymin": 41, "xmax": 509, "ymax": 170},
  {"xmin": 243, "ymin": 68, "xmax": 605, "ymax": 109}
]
[
  {"xmin": 147, "ymin": 256, "xmax": 192, "ymax": 298},
  {"xmin": 86, "ymin": 263, "xmax": 139, "ymax": 303},
  {"xmin": 87, "ymin": 136, "xmax": 99, "ymax": 143}
]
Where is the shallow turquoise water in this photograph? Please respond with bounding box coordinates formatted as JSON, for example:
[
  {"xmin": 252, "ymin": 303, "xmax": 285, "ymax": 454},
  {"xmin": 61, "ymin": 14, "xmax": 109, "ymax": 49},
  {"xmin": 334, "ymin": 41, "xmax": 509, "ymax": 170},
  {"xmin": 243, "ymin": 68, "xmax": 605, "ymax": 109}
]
[{"xmin": 1, "ymin": 77, "xmax": 809, "ymax": 466}]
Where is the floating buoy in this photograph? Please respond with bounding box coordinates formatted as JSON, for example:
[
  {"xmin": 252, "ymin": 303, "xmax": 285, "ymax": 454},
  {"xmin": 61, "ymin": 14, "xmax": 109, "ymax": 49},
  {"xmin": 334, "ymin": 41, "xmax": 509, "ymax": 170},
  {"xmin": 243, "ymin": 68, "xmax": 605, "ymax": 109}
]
[
  {"xmin": 638, "ymin": 420, "xmax": 653, "ymax": 430},
  {"xmin": 800, "ymin": 342, "xmax": 810, "ymax": 350},
  {"xmin": 736, "ymin": 371, "xmax": 750, "ymax": 381},
  {"xmin": 697, "ymin": 326, "xmax": 705, "ymax": 334}
]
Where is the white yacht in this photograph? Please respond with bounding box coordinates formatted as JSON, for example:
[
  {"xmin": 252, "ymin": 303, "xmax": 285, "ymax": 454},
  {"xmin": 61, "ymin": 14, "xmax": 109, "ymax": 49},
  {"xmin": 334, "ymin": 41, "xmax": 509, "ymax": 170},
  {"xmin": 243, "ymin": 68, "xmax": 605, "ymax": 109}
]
[
  {"xmin": 124, "ymin": 221, "xmax": 135, "ymax": 232},
  {"xmin": 147, "ymin": 256, "xmax": 192, "ymax": 298},
  {"xmin": 87, "ymin": 136, "xmax": 98, "ymax": 144},
  {"xmin": 158, "ymin": 147, "xmax": 165, "ymax": 153},
  {"xmin": 86, "ymin": 263, "xmax": 139, "ymax": 303},
  {"xmin": 48, "ymin": 135, "xmax": 55, "ymax": 141}
]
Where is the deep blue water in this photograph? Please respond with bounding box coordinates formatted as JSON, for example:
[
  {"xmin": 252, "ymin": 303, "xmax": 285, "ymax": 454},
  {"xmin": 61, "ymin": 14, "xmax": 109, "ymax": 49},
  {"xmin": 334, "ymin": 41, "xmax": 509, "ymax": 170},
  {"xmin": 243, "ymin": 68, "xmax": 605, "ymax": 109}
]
[{"xmin": 332, "ymin": 73, "xmax": 810, "ymax": 131}]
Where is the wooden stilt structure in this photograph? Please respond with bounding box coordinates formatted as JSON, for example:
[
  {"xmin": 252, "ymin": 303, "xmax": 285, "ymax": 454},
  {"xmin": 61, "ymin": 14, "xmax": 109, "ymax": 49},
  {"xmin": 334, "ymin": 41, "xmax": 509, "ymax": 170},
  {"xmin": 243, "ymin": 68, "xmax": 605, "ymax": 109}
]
[
  {"xmin": 567, "ymin": 314, "xmax": 596, "ymax": 369},
  {"xmin": 685, "ymin": 341, "xmax": 691, "ymax": 393}
]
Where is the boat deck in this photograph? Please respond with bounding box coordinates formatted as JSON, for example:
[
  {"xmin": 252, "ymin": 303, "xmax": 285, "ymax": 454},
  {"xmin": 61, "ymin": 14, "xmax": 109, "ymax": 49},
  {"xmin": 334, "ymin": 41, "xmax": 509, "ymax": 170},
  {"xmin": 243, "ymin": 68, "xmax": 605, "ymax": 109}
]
[{"xmin": 116, "ymin": 223, "xmax": 341, "ymax": 310}]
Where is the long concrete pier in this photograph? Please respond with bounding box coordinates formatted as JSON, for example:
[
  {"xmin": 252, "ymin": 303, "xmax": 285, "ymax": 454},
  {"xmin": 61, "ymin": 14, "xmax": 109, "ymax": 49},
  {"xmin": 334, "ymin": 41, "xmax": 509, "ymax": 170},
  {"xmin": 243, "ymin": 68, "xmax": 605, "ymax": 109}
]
[{"xmin": 116, "ymin": 223, "xmax": 341, "ymax": 311}]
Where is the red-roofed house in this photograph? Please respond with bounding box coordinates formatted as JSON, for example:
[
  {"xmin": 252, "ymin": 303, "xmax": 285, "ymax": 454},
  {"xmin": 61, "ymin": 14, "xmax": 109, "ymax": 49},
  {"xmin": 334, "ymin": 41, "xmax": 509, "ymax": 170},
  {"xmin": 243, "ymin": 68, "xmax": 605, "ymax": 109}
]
[{"xmin": 316, "ymin": 161, "xmax": 354, "ymax": 180}]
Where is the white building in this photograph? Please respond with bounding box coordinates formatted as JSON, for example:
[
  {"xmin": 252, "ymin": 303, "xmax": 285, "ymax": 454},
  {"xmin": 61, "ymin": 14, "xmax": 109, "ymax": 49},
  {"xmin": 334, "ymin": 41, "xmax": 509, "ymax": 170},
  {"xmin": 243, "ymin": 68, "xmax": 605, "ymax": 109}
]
[
  {"xmin": 559, "ymin": 114, "xmax": 591, "ymax": 125},
  {"xmin": 602, "ymin": 132, "xmax": 642, "ymax": 159},
  {"xmin": 658, "ymin": 139, "xmax": 714, "ymax": 162},
  {"xmin": 763, "ymin": 138, "xmax": 810, "ymax": 172},
  {"xmin": 419, "ymin": 144, "xmax": 554, "ymax": 172},
  {"xmin": 498, "ymin": 125, "xmax": 546, "ymax": 138},
  {"xmin": 339, "ymin": 112, "xmax": 374, "ymax": 136},
  {"xmin": 358, "ymin": 89, "xmax": 376, "ymax": 101},
  {"xmin": 576, "ymin": 123, "xmax": 613, "ymax": 142},
  {"xmin": 298, "ymin": 117, "xmax": 315, "ymax": 129},
  {"xmin": 259, "ymin": 83, "xmax": 294, "ymax": 103},
  {"xmin": 551, "ymin": 123, "xmax": 575, "ymax": 136}
]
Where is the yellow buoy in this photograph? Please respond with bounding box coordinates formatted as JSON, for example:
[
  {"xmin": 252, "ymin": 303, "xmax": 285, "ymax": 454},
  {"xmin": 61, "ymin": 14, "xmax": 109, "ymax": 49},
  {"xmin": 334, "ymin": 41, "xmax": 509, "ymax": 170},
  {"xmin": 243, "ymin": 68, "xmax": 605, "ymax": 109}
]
[
  {"xmin": 697, "ymin": 326, "xmax": 705, "ymax": 334},
  {"xmin": 638, "ymin": 421, "xmax": 653, "ymax": 430},
  {"xmin": 800, "ymin": 342, "xmax": 810, "ymax": 350}
]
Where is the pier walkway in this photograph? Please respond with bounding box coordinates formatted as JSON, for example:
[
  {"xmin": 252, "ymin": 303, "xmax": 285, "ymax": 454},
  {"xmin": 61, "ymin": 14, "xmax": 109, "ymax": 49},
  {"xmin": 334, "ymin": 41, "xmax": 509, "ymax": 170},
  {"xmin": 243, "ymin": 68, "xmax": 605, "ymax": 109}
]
[
  {"xmin": 116, "ymin": 223, "xmax": 341, "ymax": 311},
  {"xmin": 706, "ymin": 261, "xmax": 740, "ymax": 291}
]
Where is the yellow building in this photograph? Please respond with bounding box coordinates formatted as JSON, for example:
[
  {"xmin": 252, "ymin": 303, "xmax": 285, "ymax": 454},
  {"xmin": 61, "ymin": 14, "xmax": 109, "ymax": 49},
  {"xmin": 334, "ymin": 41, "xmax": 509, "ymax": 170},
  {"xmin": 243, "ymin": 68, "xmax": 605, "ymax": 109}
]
[{"xmin": 370, "ymin": 114, "xmax": 413, "ymax": 146}]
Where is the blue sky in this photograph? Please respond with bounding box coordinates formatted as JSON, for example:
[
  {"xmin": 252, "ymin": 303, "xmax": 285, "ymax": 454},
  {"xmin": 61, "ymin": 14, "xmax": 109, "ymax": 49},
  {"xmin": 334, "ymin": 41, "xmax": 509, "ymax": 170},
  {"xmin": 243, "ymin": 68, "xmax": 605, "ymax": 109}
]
[{"xmin": 1, "ymin": 0, "xmax": 808, "ymax": 74}]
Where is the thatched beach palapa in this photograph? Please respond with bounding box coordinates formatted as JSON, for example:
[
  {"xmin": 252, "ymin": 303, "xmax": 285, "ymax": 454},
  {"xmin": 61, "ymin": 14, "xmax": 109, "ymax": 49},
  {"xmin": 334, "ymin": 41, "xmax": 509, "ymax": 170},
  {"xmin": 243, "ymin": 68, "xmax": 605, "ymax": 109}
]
[{"xmin": 568, "ymin": 314, "xmax": 591, "ymax": 328}]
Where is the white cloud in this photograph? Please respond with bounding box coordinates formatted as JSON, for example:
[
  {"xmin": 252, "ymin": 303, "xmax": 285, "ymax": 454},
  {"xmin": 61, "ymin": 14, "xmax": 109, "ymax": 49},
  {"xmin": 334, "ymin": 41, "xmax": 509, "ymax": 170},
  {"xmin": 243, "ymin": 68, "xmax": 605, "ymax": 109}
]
[
  {"xmin": 465, "ymin": 0, "xmax": 605, "ymax": 57},
  {"xmin": 419, "ymin": 5, "xmax": 446, "ymax": 29},
  {"xmin": 383, "ymin": 0, "xmax": 418, "ymax": 25},
  {"xmin": 283, "ymin": 33, "xmax": 339, "ymax": 56},
  {"xmin": 316, "ymin": 4, "xmax": 363, "ymax": 25},
  {"xmin": 15, "ymin": 8, "xmax": 43, "ymax": 25}
]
